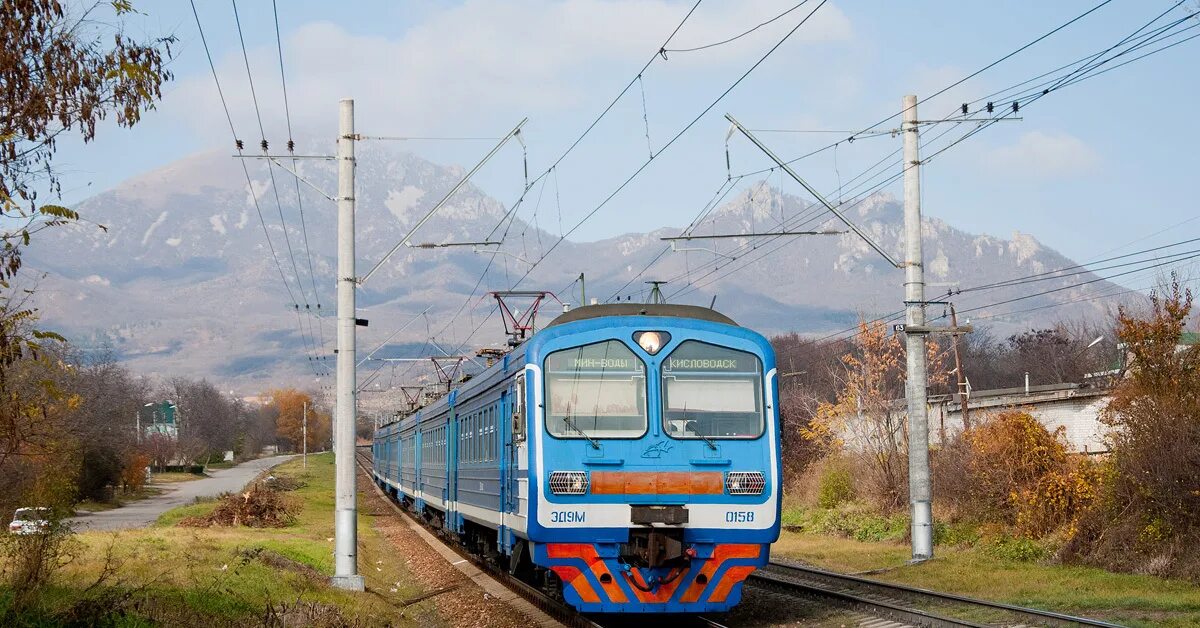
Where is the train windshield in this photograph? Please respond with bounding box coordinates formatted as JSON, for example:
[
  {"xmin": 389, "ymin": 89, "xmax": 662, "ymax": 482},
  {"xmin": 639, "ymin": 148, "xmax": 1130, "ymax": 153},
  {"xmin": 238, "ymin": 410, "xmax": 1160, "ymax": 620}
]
[
  {"xmin": 661, "ymin": 340, "xmax": 764, "ymax": 439},
  {"xmin": 545, "ymin": 340, "xmax": 647, "ymax": 438}
]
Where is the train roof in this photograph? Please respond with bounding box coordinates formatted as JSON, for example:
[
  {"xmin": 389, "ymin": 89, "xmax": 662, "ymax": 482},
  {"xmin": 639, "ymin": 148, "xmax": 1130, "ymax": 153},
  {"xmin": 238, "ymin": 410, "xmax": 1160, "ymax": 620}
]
[{"xmin": 545, "ymin": 303, "xmax": 737, "ymax": 327}]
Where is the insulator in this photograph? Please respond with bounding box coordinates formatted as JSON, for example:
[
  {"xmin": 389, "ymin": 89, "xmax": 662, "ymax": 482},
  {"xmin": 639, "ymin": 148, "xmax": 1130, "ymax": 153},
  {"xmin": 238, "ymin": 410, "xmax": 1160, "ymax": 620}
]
[
  {"xmin": 260, "ymin": 139, "xmax": 269, "ymax": 152},
  {"xmin": 287, "ymin": 139, "xmax": 295, "ymax": 152},
  {"xmin": 961, "ymin": 103, "xmax": 968, "ymax": 115},
  {"xmin": 235, "ymin": 139, "xmax": 244, "ymax": 150},
  {"xmin": 1012, "ymin": 101, "xmax": 1019, "ymax": 112},
  {"xmin": 986, "ymin": 102, "xmax": 994, "ymax": 113}
]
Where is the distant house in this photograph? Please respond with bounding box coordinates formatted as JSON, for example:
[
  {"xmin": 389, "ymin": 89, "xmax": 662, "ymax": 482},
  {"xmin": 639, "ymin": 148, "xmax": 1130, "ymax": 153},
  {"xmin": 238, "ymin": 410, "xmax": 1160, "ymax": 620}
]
[
  {"xmin": 928, "ymin": 383, "xmax": 1111, "ymax": 454},
  {"xmin": 836, "ymin": 382, "xmax": 1114, "ymax": 456},
  {"xmin": 836, "ymin": 333, "xmax": 1200, "ymax": 456}
]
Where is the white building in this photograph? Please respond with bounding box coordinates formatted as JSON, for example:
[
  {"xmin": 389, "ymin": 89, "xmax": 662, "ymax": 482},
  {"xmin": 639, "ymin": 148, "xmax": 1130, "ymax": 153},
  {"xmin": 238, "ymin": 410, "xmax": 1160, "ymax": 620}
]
[
  {"xmin": 838, "ymin": 382, "xmax": 1113, "ymax": 455},
  {"xmin": 928, "ymin": 383, "xmax": 1111, "ymax": 454}
]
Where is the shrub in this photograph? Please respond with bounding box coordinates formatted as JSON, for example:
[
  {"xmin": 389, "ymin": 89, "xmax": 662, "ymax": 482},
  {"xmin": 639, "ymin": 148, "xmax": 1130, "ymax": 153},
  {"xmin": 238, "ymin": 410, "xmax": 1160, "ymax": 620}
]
[
  {"xmin": 1064, "ymin": 277, "xmax": 1200, "ymax": 579},
  {"xmin": 0, "ymin": 517, "xmax": 76, "ymax": 612},
  {"xmin": 958, "ymin": 410, "xmax": 1097, "ymax": 538},
  {"xmin": 984, "ymin": 534, "xmax": 1052, "ymax": 563},
  {"xmin": 785, "ymin": 504, "xmax": 909, "ymax": 543},
  {"xmin": 817, "ymin": 466, "xmax": 856, "ymax": 509}
]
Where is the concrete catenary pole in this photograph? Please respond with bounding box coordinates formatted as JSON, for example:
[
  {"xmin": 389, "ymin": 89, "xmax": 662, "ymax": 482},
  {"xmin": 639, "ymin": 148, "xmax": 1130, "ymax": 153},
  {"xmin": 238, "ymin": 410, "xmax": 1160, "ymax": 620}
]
[
  {"xmin": 302, "ymin": 401, "xmax": 308, "ymax": 470},
  {"xmin": 332, "ymin": 98, "xmax": 364, "ymax": 590},
  {"xmin": 902, "ymin": 94, "xmax": 933, "ymax": 561}
]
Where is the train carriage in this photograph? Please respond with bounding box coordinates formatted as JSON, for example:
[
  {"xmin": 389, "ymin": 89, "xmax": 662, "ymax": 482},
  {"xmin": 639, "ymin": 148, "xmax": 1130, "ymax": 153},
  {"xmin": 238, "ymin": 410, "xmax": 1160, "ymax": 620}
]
[{"xmin": 373, "ymin": 303, "xmax": 781, "ymax": 613}]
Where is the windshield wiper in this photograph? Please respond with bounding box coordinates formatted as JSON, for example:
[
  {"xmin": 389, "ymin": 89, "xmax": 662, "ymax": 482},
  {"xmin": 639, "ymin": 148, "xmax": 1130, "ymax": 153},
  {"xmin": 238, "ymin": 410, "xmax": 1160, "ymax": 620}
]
[
  {"xmin": 562, "ymin": 415, "xmax": 601, "ymax": 450},
  {"xmin": 693, "ymin": 430, "xmax": 718, "ymax": 451},
  {"xmin": 680, "ymin": 404, "xmax": 718, "ymax": 450}
]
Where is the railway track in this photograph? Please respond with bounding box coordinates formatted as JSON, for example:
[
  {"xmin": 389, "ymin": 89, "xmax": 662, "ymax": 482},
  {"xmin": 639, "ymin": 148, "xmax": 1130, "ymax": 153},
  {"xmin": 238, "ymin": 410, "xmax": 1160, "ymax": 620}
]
[
  {"xmin": 356, "ymin": 449, "xmax": 1111, "ymax": 628},
  {"xmin": 750, "ymin": 559, "xmax": 1124, "ymax": 628},
  {"xmin": 354, "ymin": 449, "xmax": 604, "ymax": 628}
]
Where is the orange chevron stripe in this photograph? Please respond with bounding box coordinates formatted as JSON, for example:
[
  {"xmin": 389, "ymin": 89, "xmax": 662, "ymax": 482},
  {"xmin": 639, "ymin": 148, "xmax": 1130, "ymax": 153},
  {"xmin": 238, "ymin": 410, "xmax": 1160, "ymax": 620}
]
[
  {"xmin": 589, "ymin": 560, "xmax": 629, "ymax": 603},
  {"xmin": 549, "ymin": 565, "xmax": 600, "ymax": 604},
  {"xmin": 680, "ymin": 544, "xmax": 761, "ymax": 603},
  {"xmin": 709, "ymin": 565, "xmax": 756, "ymax": 603}
]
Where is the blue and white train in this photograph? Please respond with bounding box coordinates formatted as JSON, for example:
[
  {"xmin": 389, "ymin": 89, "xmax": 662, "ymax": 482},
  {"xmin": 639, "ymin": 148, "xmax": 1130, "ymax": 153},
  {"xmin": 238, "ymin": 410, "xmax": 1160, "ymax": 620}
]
[{"xmin": 371, "ymin": 303, "xmax": 781, "ymax": 613}]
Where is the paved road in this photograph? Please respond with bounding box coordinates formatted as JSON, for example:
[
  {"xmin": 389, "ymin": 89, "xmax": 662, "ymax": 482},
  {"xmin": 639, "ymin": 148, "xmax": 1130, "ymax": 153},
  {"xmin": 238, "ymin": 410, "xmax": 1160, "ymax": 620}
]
[{"xmin": 67, "ymin": 455, "xmax": 296, "ymax": 532}]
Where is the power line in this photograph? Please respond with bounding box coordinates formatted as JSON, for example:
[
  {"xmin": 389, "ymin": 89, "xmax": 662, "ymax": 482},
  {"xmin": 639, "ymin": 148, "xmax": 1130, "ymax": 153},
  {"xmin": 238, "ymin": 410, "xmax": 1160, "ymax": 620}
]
[
  {"xmin": 509, "ymin": 0, "xmax": 831, "ymax": 294},
  {"xmin": 191, "ymin": 0, "xmax": 323, "ymax": 376},
  {"xmin": 668, "ymin": 4, "xmax": 1200, "ymax": 302},
  {"xmin": 272, "ymin": 0, "xmax": 326, "ymax": 356},
  {"xmin": 663, "ymin": 0, "xmax": 811, "ymax": 54},
  {"xmin": 397, "ymin": 1, "xmax": 709, "ymax": 358},
  {"xmin": 850, "ymin": 0, "xmax": 1117, "ymax": 143},
  {"xmin": 546, "ymin": 0, "xmax": 703, "ymax": 174},
  {"xmin": 231, "ymin": 0, "xmax": 309, "ymax": 307}
]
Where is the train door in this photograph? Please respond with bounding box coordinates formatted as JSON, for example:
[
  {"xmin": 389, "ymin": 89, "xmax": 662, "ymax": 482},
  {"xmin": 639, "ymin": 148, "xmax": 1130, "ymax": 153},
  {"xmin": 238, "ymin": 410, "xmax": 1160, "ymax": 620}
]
[
  {"xmin": 503, "ymin": 373, "xmax": 527, "ymax": 531},
  {"xmin": 414, "ymin": 428, "xmax": 423, "ymax": 509},
  {"xmin": 446, "ymin": 409, "xmax": 459, "ymax": 534}
]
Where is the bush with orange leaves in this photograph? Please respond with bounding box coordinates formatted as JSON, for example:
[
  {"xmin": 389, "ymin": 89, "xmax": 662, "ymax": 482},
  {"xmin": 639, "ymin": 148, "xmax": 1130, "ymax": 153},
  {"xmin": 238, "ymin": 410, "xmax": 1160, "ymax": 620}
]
[
  {"xmin": 1063, "ymin": 277, "xmax": 1200, "ymax": 579},
  {"xmin": 806, "ymin": 318, "xmax": 949, "ymax": 511},
  {"xmin": 956, "ymin": 410, "xmax": 1098, "ymax": 538}
]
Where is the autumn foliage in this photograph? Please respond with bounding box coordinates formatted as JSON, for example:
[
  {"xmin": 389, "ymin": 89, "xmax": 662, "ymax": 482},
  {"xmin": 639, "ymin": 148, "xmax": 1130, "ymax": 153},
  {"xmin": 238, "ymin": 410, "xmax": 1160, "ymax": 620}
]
[
  {"xmin": 1064, "ymin": 278, "xmax": 1200, "ymax": 578},
  {"xmin": 950, "ymin": 411, "xmax": 1099, "ymax": 537},
  {"xmin": 804, "ymin": 319, "xmax": 947, "ymax": 510},
  {"xmin": 268, "ymin": 389, "xmax": 330, "ymax": 453}
]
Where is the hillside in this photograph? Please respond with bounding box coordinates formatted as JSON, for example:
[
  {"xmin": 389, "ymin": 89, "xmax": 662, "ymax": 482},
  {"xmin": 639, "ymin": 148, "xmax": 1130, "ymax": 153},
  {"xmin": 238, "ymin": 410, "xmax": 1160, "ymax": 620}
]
[{"xmin": 24, "ymin": 146, "xmax": 1121, "ymax": 392}]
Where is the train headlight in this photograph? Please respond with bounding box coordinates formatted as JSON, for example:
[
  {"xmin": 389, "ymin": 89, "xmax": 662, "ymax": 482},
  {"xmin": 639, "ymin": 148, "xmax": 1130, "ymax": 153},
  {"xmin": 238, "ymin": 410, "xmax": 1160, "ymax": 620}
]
[
  {"xmin": 726, "ymin": 471, "xmax": 765, "ymax": 495},
  {"xmin": 549, "ymin": 471, "xmax": 589, "ymax": 495},
  {"xmin": 634, "ymin": 331, "xmax": 670, "ymax": 355}
]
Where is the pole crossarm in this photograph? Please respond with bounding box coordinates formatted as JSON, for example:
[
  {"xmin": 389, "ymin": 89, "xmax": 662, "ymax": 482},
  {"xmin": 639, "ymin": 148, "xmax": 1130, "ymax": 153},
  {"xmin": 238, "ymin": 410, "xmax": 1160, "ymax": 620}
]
[
  {"xmin": 359, "ymin": 118, "xmax": 529, "ymax": 285},
  {"xmin": 357, "ymin": 305, "xmax": 433, "ymax": 367},
  {"xmin": 661, "ymin": 230, "xmax": 845, "ymax": 241},
  {"xmin": 668, "ymin": 240, "xmax": 736, "ymax": 260},
  {"xmin": 406, "ymin": 240, "xmax": 502, "ymax": 249},
  {"xmin": 903, "ymin": 324, "xmax": 974, "ymax": 335},
  {"xmin": 724, "ymin": 113, "xmax": 902, "ymax": 269},
  {"xmin": 232, "ymin": 154, "xmax": 337, "ymax": 160}
]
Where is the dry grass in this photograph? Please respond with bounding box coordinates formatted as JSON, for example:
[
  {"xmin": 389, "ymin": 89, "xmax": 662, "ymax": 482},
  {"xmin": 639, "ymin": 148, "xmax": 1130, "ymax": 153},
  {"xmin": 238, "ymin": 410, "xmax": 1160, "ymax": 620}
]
[
  {"xmin": 2, "ymin": 454, "xmax": 425, "ymax": 626},
  {"xmin": 152, "ymin": 471, "xmax": 208, "ymax": 484},
  {"xmin": 773, "ymin": 530, "xmax": 1200, "ymax": 628}
]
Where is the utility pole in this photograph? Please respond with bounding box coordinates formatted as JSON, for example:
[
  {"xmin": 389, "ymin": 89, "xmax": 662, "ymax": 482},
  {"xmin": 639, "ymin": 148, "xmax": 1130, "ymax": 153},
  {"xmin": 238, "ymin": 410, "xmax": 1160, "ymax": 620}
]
[
  {"xmin": 332, "ymin": 98, "xmax": 364, "ymax": 591},
  {"xmin": 902, "ymin": 94, "xmax": 933, "ymax": 562},
  {"xmin": 302, "ymin": 401, "xmax": 308, "ymax": 470}
]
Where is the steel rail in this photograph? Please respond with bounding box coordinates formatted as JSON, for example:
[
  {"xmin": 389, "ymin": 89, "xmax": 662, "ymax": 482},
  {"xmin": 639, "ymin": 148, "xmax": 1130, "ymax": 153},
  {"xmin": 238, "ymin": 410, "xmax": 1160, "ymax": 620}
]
[
  {"xmin": 354, "ymin": 448, "xmax": 604, "ymax": 628},
  {"xmin": 760, "ymin": 560, "xmax": 1124, "ymax": 628}
]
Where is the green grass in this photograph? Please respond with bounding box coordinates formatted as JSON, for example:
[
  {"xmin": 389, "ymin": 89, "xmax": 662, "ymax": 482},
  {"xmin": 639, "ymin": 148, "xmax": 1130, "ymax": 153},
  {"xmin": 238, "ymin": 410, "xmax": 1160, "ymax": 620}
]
[
  {"xmin": 2, "ymin": 453, "xmax": 424, "ymax": 626},
  {"xmin": 152, "ymin": 498, "xmax": 220, "ymax": 527},
  {"xmin": 775, "ymin": 508, "xmax": 1200, "ymax": 627}
]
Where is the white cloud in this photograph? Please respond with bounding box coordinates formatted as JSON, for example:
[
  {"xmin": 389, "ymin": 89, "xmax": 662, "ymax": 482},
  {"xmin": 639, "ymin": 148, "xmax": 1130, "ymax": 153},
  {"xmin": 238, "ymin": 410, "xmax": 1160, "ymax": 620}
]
[
  {"xmin": 172, "ymin": 0, "xmax": 852, "ymax": 137},
  {"xmin": 986, "ymin": 131, "xmax": 1100, "ymax": 180}
]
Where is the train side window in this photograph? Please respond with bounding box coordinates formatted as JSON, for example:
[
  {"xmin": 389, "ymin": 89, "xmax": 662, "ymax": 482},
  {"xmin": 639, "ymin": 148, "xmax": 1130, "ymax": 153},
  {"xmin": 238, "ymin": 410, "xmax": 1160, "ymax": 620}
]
[{"xmin": 513, "ymin": 374, "xmax": 526, "ymax": 443}]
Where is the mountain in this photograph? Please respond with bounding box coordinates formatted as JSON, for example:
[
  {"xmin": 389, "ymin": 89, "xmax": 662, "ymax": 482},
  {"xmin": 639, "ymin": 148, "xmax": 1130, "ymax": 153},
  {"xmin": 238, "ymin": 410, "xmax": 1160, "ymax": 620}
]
[{"xmin": 24, "ymin": 147, "xmax": 1123, "ymax": 394}]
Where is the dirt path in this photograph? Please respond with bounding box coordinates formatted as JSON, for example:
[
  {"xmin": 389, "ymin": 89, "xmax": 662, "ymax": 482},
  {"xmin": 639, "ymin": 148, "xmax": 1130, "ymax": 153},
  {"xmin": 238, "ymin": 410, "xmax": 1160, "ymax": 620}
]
[{"xmin": 66, "ymin": 455, "xmax": 296, "ymax": 531}]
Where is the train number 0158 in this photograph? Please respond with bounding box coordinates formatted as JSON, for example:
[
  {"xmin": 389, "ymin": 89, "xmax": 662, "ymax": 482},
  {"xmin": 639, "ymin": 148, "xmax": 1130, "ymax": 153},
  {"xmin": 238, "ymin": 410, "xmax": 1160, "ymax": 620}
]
[{"xmin": 725, "ymin": 511, "xmax": 754, "ymax": 523}]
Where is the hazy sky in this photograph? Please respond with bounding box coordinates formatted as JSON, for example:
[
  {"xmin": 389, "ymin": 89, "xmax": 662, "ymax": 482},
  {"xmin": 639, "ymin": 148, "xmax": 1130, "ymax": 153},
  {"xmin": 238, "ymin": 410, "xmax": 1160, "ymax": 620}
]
[{"xmin": 53, "ymin": 0, "xmax": 1200, "ymax": 272}]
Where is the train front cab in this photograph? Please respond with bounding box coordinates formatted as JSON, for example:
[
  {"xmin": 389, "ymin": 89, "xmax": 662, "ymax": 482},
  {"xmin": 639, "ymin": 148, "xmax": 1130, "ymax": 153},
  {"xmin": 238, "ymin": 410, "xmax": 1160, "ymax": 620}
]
[{"xmin": 524, "ymin": 312, "xmax": 781, "ymax": 613}]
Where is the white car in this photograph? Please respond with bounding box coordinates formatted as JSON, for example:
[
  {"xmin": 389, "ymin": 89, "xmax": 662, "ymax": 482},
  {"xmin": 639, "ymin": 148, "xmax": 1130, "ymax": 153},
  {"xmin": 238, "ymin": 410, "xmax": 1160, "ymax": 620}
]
[{"xmin": 9, "ymin": 507, "xmax": 51, "ymax": 535}]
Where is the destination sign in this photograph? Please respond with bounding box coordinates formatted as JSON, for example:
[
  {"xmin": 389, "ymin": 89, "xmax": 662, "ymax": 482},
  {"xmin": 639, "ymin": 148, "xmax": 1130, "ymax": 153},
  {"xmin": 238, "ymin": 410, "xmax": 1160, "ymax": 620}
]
[
  {"xmin": 571, "ymin": 358, "xmax": 633, "ymax": 369},
  {"xmin": 663, "ymin": 341, "xmax": 759, "ymax": 373},
  {"xmin": 547, "ymin": 340, "xmax": 644, "ymax": 373},
  {"xmin": 667, "ymin": 358, "xmax": 740, "ymax": 370}
]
